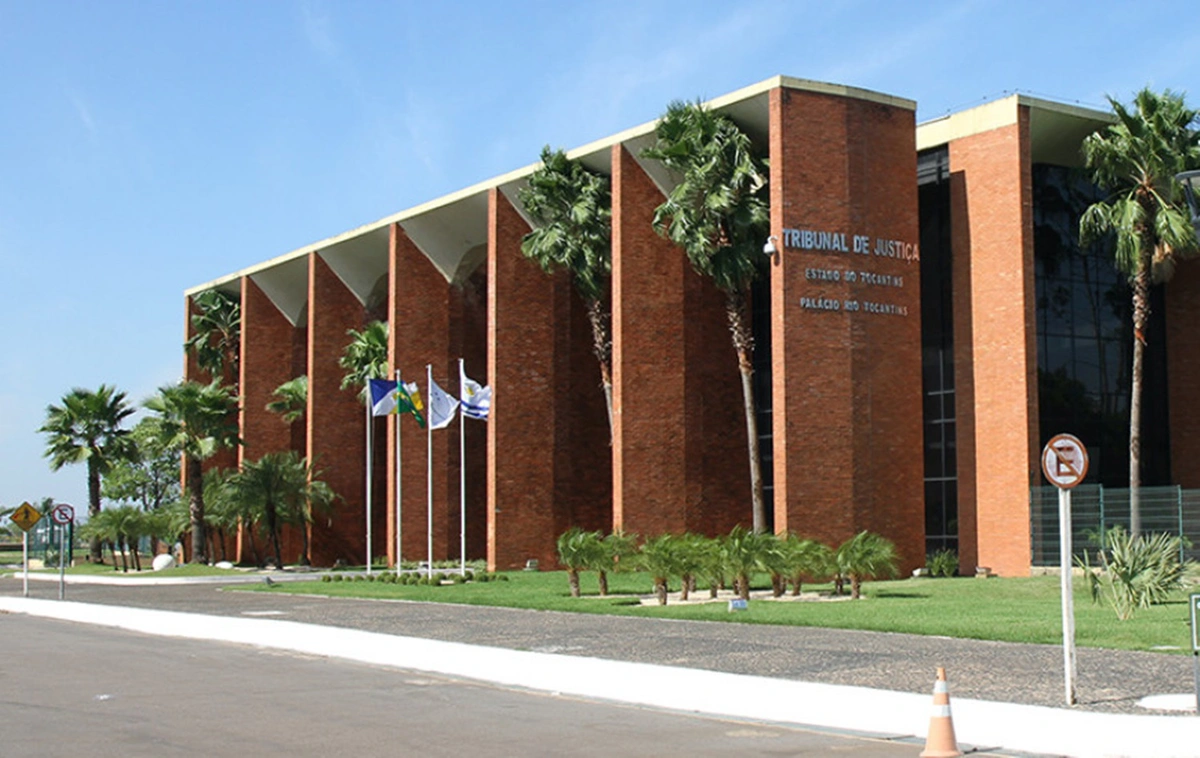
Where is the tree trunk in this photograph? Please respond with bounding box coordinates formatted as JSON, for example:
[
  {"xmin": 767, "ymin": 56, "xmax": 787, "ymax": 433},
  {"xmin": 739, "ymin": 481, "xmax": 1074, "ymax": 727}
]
[
  {"xmin": 738, "ymin": 571, "xmax": 751, "ymax": 601},
  {"xmin": 266, "ymin": 504, "xmax": 282, "ymax": 569},
  {"xmin": 186, "ymin": 455, "xmax": 207, "ymax": 564},
  {"xmin": 1129, "ymin": 220, "xmax": 1152, "ymax": 537},
  {"xmin": 771, "ymin": 573, "xmax": 785, "ymax": 597},
  {"xmin": 791, "ymin": 575, "xmax": 802, "ymax": 597},
  {"xmin": 725, "ymin": 289, "xmax": 766, "ymax": 533},
  {"xmin": 585, "ymin": 297, "xmax": 614, "ymax": 441},
  {"xmin": 851, "ymin": 574, "xmax": 862, "ymax": 600},
  {"xmin": 655, "ymin": 578, "xmax": 668, "ymax": 605},
  {"xmin": 597, "ymin": 569, "xmax": 609, "ymax": 597},
  {"xmin": 88, "ymin": 460, "xmax": 103, "ymax": 563},
  {"xmin": 567, "ymin": 568, "xmax": 580, "ymax": 597},
  {"xmin": 680, "ymin": 573, "xmax": 692, "ymax": 601}
]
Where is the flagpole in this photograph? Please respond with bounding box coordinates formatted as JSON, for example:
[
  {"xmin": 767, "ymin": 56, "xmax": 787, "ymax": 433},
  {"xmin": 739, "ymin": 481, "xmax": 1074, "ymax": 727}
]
[
  {"xmin": 459, "ymin": 358, "xmax": 466, "ymax": 576},
  {"xmin": 426, "ymin": 363, "xmax": 434, "ymax": 580},
  {"xmin": 364, "ymin": 382, "xmax": 372, "ymax": 575},
  {"xmin": 395, "ymin": 369, "xmax": 403, "ymax": 572}
]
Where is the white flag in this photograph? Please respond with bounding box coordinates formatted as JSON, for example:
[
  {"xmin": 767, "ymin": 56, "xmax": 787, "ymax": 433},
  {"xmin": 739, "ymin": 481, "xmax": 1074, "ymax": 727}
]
[
  {"xmin": 460, "ymin": 364, "xmax": 491, "ymax": 421},
  {"xmin": 427, "ymin": 376, "xmax": 459, "ymax": 430}
]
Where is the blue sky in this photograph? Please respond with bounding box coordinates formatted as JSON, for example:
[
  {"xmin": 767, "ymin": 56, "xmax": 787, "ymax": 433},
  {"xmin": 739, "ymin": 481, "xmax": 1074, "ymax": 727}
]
[{"xmin": 2, "ymin": 0, "xmax": 1198, "ymax": 513}]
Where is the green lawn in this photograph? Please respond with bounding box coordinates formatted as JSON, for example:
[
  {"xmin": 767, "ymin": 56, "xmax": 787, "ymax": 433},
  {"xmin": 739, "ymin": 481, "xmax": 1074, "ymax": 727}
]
[{"xmin": 244, "ymin": 570, "xmax": 1197, "ymax": 653}]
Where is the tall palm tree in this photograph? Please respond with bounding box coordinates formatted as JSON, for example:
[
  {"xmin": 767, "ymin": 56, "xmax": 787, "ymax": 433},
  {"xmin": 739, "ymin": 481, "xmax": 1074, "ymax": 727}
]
[
  {"xmin": 339, "ymin": 321, "xmax": 390, "ymax": 400},
  {"xmin": 518, "ymin": 146, "xmax": 614, "ymax": 433},
  {"xmin": 229, "ymin": 451, "xmax": 335, "ymax": 569},
  {"xmin": 39, "ymin": 385, "xmax": 137, "ymax": 562},
  {"xmin": 184, "ymin": 289, "xmax": 242, "ymax": 386},
  {"xmin": 642, "ymin": 101, "xmax": 771, "ymax": 532},
  {"xmin": 266, "ymin": 375, "xmax": 308, "ymax": 423},
  {"xmin": 1080, "ymin": 88, "xmax": 1200, "ymax": 535},
  {"xmin": 144, "ymin": 380, "xmax": 240, "ymax": 563}
]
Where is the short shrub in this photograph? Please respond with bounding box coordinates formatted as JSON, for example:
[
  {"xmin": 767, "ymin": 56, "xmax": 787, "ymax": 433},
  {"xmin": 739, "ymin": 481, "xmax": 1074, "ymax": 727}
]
[
  {"xmin": 927, "ymin": 549, "xmax": 958, "ymax": 578},
  {"xmin": 321, "ymin": 575, "xmax": 332, "ymax": 583}
]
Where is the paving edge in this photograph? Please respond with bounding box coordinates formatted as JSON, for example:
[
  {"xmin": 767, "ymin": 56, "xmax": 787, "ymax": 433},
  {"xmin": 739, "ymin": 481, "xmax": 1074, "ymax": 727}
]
[{"xmin": 2, "ymin": 596, "xmax": 1197, "ymax": 757}]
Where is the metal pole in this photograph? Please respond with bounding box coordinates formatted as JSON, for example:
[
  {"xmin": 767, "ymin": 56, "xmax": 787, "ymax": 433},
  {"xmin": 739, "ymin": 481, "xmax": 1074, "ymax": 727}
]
[
  {"xmin": 22, "ymin": 530, "xmax": 28, "ymax": 598},
  {"xmin": 58, "ymin": 522, "xmax": 66, "ymax": 601},
  {"xmin": 1193, "ymin": 652, "xmax": 1199, "ymax": 716},
  {"xmin": 365, "ymin": 386, "xmax": 373, "ymax": 574},
  {"xmin": 403, "ymin": 369, "xmax": 408, "ymax": 570},
  {"xmin": 1059, "ymin": 486, "xmax": 1077, "ymax": 705},
  {"xmin": 459, "ymin": 358, "xmax": 466, "ymax": 576},
  {"xmin": 427, "ymin": 364, "xmax": 434, "ymax": 580}
]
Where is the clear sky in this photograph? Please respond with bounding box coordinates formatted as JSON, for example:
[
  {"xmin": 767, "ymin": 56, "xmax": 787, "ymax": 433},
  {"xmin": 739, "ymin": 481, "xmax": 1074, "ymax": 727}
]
[{"xmin": 1, "ymin": 0, "xmax": 1197, "ymax": 513}]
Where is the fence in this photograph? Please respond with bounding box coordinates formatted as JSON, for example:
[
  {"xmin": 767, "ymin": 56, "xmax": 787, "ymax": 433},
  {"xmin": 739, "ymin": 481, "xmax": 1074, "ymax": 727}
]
[{"xmin": 1030, "ymin": 485, "xmax": 1200, "ymax": 566}]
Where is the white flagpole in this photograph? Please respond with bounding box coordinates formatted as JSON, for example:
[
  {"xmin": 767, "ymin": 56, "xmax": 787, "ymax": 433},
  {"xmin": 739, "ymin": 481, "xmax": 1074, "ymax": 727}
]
[
  {"xmin": 459, "ymin": 358, "xmax": 466, "ymax": 576},
  {"xmin": 426, "ymin": 363, "xmax": 434, "ymax": 580},
  {"xmin": 364, "ymin": 382, "xmax": 373, "ymax": 575},
  {"xmin": 395, "ymin": 369, "xmax": 403, "ymax": 572}
]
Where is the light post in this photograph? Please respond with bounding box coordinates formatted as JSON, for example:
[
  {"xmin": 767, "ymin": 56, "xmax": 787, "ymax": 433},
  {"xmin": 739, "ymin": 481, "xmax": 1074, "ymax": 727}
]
[{"xmin": 1176, "ymin": 170, "xmax": 1200, "ymax": 233}]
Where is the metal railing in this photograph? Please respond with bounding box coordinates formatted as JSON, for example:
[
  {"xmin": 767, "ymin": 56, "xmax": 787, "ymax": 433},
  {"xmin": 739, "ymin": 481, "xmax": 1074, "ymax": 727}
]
[{"xmin": 1030, "ymin": 485, "xmax": 1200, "ymax": 565}]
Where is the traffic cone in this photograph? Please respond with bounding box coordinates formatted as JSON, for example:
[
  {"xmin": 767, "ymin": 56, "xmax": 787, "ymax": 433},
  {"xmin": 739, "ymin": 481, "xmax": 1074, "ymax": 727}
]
[{"xmin": 920, "ymin": 667, "xmax": 961, "ymax": 758}]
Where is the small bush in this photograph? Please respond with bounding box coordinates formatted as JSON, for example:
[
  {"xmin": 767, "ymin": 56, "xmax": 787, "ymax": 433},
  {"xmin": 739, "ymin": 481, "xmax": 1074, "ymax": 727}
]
[
  {"xmin": 927, "ymin": 549, "xmax": 958, "ymax": 578},
  {"xmin": 321, "ymin": 574, "xmax": 332, "ymax": 583},
  {"xmin": 1079, "ymin": 527, "xmax": 1190, "ymax": 621}
]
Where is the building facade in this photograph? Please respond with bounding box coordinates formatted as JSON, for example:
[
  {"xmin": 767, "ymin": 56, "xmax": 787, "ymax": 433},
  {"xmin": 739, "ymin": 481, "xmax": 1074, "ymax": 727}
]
[{"xmin": 184, "ymin": 75, "xmax": 1199, "ymax": 575}]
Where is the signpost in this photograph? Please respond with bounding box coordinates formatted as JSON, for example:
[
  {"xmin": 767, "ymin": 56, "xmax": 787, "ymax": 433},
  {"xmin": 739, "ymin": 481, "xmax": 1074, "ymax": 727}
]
[
  {"xmin": 1191, "ymin": 593, "xmax": 1200, "ymax": 715},
  {"xmin": 1041, "ymin": 434, "xmax": 1088, "ymax": 706},
  {"xmin": 10, "ymin": 501, "xmax": 42, "ymax": 598},
  {"xmin": 50, "ymin": 503, "xmax": 74, "ymax": 600}
]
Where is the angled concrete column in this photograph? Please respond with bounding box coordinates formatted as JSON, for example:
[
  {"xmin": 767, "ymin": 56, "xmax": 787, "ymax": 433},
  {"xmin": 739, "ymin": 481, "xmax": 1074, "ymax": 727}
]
[
  {"xmin": 307, "ymin": 253, "xmax": 368, "ymax": 566},
  {"xmin": 238, "ymin": 275, "xmax": 304, "ymax": 564},
  {"xmin": 769, "ymin": 85, "xmax": 924, "ymax": 572}
]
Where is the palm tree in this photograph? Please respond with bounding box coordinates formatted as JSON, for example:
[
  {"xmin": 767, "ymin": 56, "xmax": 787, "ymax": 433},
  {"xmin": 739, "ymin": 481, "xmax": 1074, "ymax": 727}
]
[
  {"xmin": 556, "ymin": 527, "xmax": 604, "ymax": 597},
  {"xmin": 518, "ymin": 147, "xmax": 614, "ymax": 433},
  {"xmin": 39, "ymin": 385, "xmax": 137, "ymax": 563},
  {"xmin": 229, "ymin": 451, "xmax": 336, "ymax": 569},
  {"xmin": 266, "ymin": 375, "xmax": 308, "ymax": 423},
  {"xmin": 722, "ymin": 526, "xmax": 776, "ymax": 601},
  {"xmin": 1081, "ymin": 88, "xmax": 1200, "ymax": 535},
  {"xmin": 339, "ymin": 321, "xmax": 390, "ymax": 399},
  {"xmin": 185, "ymin": 289, "xmax": 242, "ymax": 385},
  {"xmin": 144, "ymin": 380, "xmax": 240, "ymax": 563},
  {"xmin": 780, "ymin": 534, "xmax": 833, "ymax": 597},
  {"xmin": 674, "ymin": 533, "xmax": 716, "ymax": 601},
  {"xmin": 637, "ymin": 534, "xmax": 683, "ymax": 605},
  {"xmin": 834, "ymin": 531, "xmax": 900, "ymax": 599},
  {"xmin": 278, "ymin": 458, "xmax": 335, "ymax": 567},
  {"xmin": 642, "ymin": 101, "xmax": 770, "ymax": 532}
]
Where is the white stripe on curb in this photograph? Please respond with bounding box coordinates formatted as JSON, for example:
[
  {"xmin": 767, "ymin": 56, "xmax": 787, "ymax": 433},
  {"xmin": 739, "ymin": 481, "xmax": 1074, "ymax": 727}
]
[{"xmin": 2, "ymin": 596, "xmax": 1198, "ymax": 758}]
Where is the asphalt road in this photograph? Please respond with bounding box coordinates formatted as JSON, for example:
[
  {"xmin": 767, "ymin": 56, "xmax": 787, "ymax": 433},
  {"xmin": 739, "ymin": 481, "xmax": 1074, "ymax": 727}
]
[
  {"xmin": 1, "ymin": 614, "xmax": 951, "ymax": 758},
  {"xmin": 3, "ymin": 576, "xmax": 1193, "ymax": 714}
]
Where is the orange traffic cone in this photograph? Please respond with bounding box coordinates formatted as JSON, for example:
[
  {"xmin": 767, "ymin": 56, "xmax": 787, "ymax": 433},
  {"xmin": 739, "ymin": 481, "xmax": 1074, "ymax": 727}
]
[{"xmin": 920, "ymin": 667, "xmax": 961, "ymax": 758}]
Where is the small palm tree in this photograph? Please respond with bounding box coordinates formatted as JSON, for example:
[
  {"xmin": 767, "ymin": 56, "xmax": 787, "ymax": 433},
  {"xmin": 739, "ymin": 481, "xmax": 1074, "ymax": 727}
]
[
  {"xmin": 674, "ymin": 533, "xmax": 717, "ymax": 601},
  {"xmin": 835, "ymin": 531, "xmax": 900, "ymax": 599},
  {"xmin": 1080, "ymin": 88, "xmax": 1200, "ymax": 534},
  {"xmin": 1078, "ymin": 526, "xmax": 1190, "ymax": 620},
  {"xmin": 638, "ymin": 534, "xmax": 684, "ymax": 605},
  {"xmin": 518, "ymin": 147, "xmax": 614, "ymax": 433},
  {"xmin": 185, "ymin": 289, "xmax": 242, "ymax": 385},
  {"xmin": 779, "ymin": 534, "xmax": 833, "ymax": 597},
  {"xmin": 722, "ymin": 526, "xmax": 776, "ymax": 601},
  {"xmin": 581, "ymin": 531, "xmax": 635, "ymax": 596},
  {"xmin": 556, "ymin": 527, "xmax": 604, "ymax": 597},
  {"xmin": 144, "ymin": 380, "xmax": 240, "ymax": 564},
  {"xmin": 40, "ymin": 385, "xmax": 137, "ymax": 563},
  {"xmin": 642, "ymin": 101, "xmax": 770, "ymax": 532},
  {"xmin": 229, "ymin": 451, "xmax": 336, "ymax": 569}
]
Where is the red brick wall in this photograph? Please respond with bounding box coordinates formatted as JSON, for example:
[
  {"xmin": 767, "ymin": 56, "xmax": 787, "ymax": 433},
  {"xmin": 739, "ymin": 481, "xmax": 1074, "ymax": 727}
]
[
  {"xmin": 769, "ymin": 86, "xmax": 925, "ymax": 573},
  {"xmin": 489, "ymin": 189, "xmax": 606, "ymax": 570},
  {"xmin": 386, "ymin": 223, "xmax": 461, "ymax": 567},
  {"xmin": 611, "ymin": 145, "xmax": 689, "ymax": 537},
  {"xmin": 306, "ymin": 253, "xmax": 369, "ymax": 566},
  {"xmin": 1167, "ymin": 263, "xmax": 1200, "ymax": 487},
  {"xmin": 948, "ymin": 109, "xmax": 1038, "ymax": 576},
  {"xmin": 238, "ymin": 276, "xmax": 305, "ymax": 565}
]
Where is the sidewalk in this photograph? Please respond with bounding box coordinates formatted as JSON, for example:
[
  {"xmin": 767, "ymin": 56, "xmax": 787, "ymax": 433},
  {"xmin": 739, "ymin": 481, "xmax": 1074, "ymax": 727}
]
[{"xmin": 4, "ymin": 573, "xmax": 1200, "ymax": 757}]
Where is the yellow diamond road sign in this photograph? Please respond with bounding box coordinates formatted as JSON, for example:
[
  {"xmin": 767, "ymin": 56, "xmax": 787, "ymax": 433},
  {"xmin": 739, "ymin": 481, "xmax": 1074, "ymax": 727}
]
[{"xmin": 10, "ymin": 502, "xmax": 42, "ymax": 532}]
